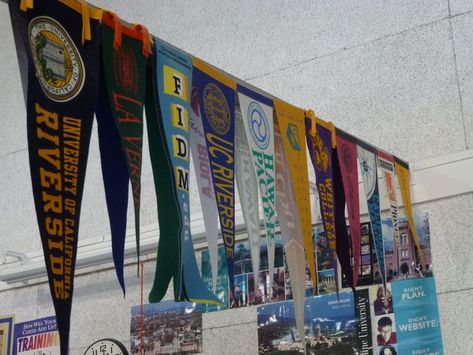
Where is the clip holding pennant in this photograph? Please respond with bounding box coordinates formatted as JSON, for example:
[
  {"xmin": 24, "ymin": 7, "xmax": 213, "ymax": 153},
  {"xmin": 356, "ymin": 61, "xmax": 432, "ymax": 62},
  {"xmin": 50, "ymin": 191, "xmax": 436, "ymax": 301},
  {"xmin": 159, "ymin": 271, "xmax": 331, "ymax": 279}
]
[
  {"xmin": 306, "ymin": 109, "xmax": 317, "ymax": 138},
  {"xmin": 133, "ymin": 24, "xmax": 152, "ymax": 58},
  {"xmin": 19, "ymin": 0, "xmax": 33, "ymax": 11},
  {"xmin": 79, "ymin": 0, "xmax": 92, "ymax": 45},
  {"xmin": 103, "ymin": 11, "xmax": 123, "ymax": 50}
]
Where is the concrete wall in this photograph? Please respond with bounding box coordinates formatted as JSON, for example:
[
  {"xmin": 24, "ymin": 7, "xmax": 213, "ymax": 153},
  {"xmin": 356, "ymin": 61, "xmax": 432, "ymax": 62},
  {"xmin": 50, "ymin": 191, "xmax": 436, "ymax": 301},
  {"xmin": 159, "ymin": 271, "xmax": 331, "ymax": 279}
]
[{"xmin": 1, "ymin": 0, "xmax": 473, "ymax": 353}]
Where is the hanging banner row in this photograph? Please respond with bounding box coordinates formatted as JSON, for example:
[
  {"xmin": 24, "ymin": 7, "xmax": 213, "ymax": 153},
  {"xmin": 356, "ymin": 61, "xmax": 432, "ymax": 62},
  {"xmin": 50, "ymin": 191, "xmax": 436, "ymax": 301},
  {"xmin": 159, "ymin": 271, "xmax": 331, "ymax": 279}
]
[{"xmin": 9, "ymin": 0, "xmax": 423, "ymax": 353}]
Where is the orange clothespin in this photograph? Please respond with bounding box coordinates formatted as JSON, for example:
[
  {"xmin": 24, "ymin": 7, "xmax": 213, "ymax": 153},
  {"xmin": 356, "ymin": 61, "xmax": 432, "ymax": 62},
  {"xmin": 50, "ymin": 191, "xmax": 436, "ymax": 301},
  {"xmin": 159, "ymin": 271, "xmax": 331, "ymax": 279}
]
[{"xmin": 134, "ymin": 24, "xmax": 152, "ymax": 58}]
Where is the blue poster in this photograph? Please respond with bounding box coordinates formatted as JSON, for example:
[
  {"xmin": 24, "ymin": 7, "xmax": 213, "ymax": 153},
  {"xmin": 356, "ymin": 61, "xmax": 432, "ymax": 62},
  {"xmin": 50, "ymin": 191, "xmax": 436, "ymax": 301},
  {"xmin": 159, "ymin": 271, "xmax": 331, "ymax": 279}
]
[
  {"xmin": 201, "ymin": 246, "xmax": 230, "ymax": 312},
  {"xmin": 13, "ymin": 316, "xmax": 59, "ymax": 355},
  {"xmin": 257, "ymin": 291, "xmax": 358, "ymax": 354},
  {"xmin": 392, "ymin": 277, "xmax": 443, "ymax": 354}
]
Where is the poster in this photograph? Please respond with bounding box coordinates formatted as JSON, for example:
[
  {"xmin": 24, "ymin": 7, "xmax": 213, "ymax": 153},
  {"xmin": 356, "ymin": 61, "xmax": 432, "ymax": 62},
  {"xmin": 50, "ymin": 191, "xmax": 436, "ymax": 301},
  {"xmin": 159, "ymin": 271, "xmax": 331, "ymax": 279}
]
[
  {"xmin": 383, "ymin": 213, "xmax": 433, "ymax": 282},
  {"xmin": 201, "ymin": 245, "xmax": 230, "ymax": 312},
  {"xmin": 130, "ymin": 301, "xmax": 203, "ymax": 354},
  {"xmin": 200, "ymin": 234, "xmax": 285, "ymax": 311},
  {"xmin": 13, "ymin": 316, "xmax": 59, "ymax": 355},
  {"xmin": 315, "ymin": 225, "xmax": 337, "ymax": 295},
  {"xmin": 343, "ymin": 212, "xmax": 433, "ymax": 288},
  {"xmin": 392, "ymin": 277, "xmax": 443, "ymax": 354},
  {"xmin": 0, "ymin": 316, "xmax": 14, "ymax": 355},
  {"xmin": 257, "ymin": 292, "xmax": 357, "ymax": 354}
]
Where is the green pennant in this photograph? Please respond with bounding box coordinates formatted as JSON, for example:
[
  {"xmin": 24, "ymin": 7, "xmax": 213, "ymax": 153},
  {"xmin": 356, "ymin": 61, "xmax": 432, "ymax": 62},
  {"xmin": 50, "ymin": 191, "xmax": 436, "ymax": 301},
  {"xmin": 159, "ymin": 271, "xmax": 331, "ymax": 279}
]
[{"xmin": 100, "ymin": 22, "xmax": 148, "ymax": 269}]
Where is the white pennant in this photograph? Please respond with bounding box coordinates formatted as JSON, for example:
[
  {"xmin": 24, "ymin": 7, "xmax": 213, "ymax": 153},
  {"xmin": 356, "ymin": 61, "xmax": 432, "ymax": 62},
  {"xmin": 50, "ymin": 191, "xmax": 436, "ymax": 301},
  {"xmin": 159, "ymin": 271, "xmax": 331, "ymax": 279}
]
[
  {"xmin": 190, "ymin": 90, "xmax": 220, "ymax": 292},
  {"xmin": 274, "ymin": 121, "xmax": 306, "ymax": 349},
  {"xmin": 235, "ymin": 98, "xmax": 262, "ymax": 289},
  {"xmin": 237, "ymin": 89, "xmax": 276, "ymax": 298}
]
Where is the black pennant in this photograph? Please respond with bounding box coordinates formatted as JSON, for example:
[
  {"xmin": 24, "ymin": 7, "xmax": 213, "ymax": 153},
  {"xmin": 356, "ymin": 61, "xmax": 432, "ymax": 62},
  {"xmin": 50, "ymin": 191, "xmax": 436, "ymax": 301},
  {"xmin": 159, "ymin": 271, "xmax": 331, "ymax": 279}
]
[{"xmin": 10, "ymin": 0, "xmax": 101, "ymax": 353}]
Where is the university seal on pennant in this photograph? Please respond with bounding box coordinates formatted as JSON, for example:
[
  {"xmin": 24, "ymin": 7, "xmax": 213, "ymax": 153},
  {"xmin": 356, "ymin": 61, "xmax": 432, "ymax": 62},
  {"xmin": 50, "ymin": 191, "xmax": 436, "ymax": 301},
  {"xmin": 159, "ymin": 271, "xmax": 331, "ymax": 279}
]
[
  {"xmin": 29, "ymin": 16, "xmax": 85, "ymax": 102},
  {"xmin": 247, "ymin": 101, "xmax": 270, "ymax": 150},
  {"xmin": 203, "ymin": 83, "xmax": 230, "ymax": 135}
]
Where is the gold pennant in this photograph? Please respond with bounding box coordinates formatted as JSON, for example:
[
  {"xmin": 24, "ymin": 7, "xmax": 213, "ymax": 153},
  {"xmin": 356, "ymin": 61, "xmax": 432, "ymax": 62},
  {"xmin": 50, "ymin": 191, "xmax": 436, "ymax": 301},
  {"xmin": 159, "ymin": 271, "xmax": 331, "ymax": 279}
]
[
  {"xmin": 395, "ymin": 162, "xmax": 425, "ymax": 267},
  {"xmin": 274, "ymin": 99, "xmax": 317, "ymax": 294}
]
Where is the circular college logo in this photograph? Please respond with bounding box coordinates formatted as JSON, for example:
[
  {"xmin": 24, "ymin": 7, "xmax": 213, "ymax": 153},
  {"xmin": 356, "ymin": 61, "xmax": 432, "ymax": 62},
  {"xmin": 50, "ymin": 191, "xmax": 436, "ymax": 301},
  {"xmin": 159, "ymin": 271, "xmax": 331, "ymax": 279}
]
[
  {"xmin": 314, "ymin": 135, "xmax": 330, "ymax": 172},
  {"xmin": 29, "ymin": 16, "xmax": 85, "ymax": 102},
  {"xmin": 247, "ymin": 101, "xmax": 270, "ymax": 150},
  {"xmin": 114, "ymin": 44, "xmax": 138, "ymax": 94},
  {"xmin": 203, "ymin": 83, "xmax": 230, "ymax": 135}
]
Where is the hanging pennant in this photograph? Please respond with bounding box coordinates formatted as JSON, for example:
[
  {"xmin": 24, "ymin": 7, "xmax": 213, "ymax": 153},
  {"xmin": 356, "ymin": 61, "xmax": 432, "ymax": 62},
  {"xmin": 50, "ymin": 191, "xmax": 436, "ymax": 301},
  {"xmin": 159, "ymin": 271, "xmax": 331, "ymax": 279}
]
[
  {"xmin": 394, "ymin": 159, "xmax": 425, "ymax": 267},
  {"xmin": 305, "ymin": 113, "xmax": 339, "ymax": 292},
  {"xmin": 332, "ymin": 141, "xmax": 353, "ymax": 291},
  {"xmin": 10, "ymin": 0, "xmax": 102, "ymax": 353},
  {"xmin": 190, "ymin": 87, "xmax": 221, "ymax": 293},
  {"xmin": 192, "ymin": 59, "xmax": 237, "ymax": 297},
  {"xmin": 273, "ymin": 100, "xmax": 316, "ymax": 293},
  {"xmin": 99, "ymin": 13, "xmax": 149, "ymax": 280},
  {"xmin": 95, "ymin": 12, "xmax": 150, "ymax": 294},
  {"xmin": 335, "ymin": 130, "xmax": 361, "ymax": 289},
  {"xmin": 274, "ymin": 119, "xmax": 306, "ymax": 347},
  {"xmin": 378, "ymin": 151, "xmax": 400, "ymax": 249},
  {"xmin": 237, "ymin": 85, "xmax": 275, "ymax": 296},
  {"xmin": 234, "ymin": 97, "xmax": 261, "ymax": 288},
  {"xmin": 358, "ymin": 143, "xmax": 386, "ymax": 286},
  {"xmin": 146, "ymin": 39, "xmax": 221, "ymax": 305}
]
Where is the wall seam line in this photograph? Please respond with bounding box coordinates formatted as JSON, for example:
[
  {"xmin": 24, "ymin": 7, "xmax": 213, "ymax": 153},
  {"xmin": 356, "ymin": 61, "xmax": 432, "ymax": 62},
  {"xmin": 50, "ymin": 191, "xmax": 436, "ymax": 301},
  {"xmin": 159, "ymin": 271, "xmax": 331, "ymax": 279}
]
[
  {"xmin": 438, "ymin": 286, "xmax": 473, "ymax": 295},
  {"xmin": 246, "ymin": 12, "xmax": 471, "ymax": 82},
  {"xmin": 0, "ymin": 147, "xmax": 28, "ymax": 159},
  {"xmin": 447, "ymin": 0, "xmax": 470, "ymax": 149}
]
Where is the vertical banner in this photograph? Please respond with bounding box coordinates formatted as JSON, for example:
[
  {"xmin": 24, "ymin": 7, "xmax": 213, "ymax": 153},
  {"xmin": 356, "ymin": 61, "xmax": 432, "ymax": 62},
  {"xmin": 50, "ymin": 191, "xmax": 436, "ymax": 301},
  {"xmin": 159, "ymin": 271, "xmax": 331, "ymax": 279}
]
[
  {"xmin": 392, "ymin": 278, "xmax": 443, "ymax": 354},
  {"xmin": 378, "ymin": 152, "xmax": 400, "ymax": 249},
  {"xmin": 13, "ymin": 316, "xmax": 59, "ymax": 355},
  {"xmin": 190, "ymin": 87, "xmax": 220, "ymax": 293},
  {"xmin": 358, "ymin": 143, "xmax": 386, "ymax": 287},
  {"xmin": 273, "ymin": 100, "xmax": 316, "ymax": 293},
  {"xmin": 332, "ymin": 146, "xmax": 353, "ymax": 291},
  {"xmin": 237, "ymin": 85, "xmax": 275, "ymax": 295},
  {"xmin": 274, "ymin": 120, "xmax": 306, "ymax": 345},
  {"xmin": 147, "ymin": 39, "xmax": 220, "ymax": 305},
  {"xmin": 97, "ymin": 12, "xmax": 150, "ymax": 293},
  {"xmin": 336, "ymin": 130, "xmax": 362, "ymax": 289},
  {"xmin": 11, "ymin": 1, "xmax": 102, "ymax": 353},
  {"xmin": 355, "ymin": 289, "xmax": 373, "ymax": 354},
  {"xmin": 305, "ymin": 113, "xmax": 339, "ymax": 290},
  {"xmin": 395, "ymin": 159, "xmax": 424, "ymax": 267},
  {"xmin": 193, "ymin": 58, "xmax": 237, "ymax": 295},
  {"xmin": 234, "ymin": 97, "xmax": 261, "ymax": 288}
]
